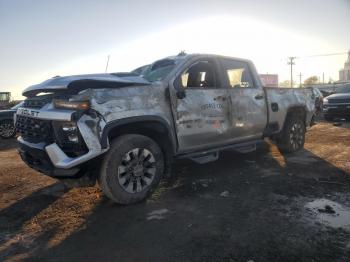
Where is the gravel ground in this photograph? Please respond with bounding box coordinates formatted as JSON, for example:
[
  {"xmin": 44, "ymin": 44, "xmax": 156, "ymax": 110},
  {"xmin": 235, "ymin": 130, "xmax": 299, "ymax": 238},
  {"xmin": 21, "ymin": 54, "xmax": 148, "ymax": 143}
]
[{"xmin": 0, "ymin": 121, "xmax": 350, "ymax": 262}]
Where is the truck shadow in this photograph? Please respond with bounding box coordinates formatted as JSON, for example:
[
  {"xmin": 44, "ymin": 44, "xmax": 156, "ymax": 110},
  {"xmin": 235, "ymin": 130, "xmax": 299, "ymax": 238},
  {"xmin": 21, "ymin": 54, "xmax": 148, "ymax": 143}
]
[
  {"xmin": 0, "ymin": 138, "xmax": 18, "ymax": 151},
  {"xmin": 5, "ymin": 142, "xmax": 348, "ymax": 262},
  {"xmin": 0, "ymin": 183, "xmax": 69, "ymax": 260}
]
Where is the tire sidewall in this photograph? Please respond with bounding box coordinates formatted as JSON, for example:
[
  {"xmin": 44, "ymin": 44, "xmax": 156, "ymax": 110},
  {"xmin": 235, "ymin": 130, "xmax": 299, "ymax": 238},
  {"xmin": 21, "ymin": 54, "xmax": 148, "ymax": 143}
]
[
  {"xmin": 0, "ymin": 120, "xmax": 16, "ymax": 139},
  {"xmin": 100, "ymin": 134, "xmax": 164, "ymax": 204},
  {"xmin": 284, "ymin": 117, "xmax": 305, "ymax": 152},
  {"xmin": 278, "ymin": 116, "xmax": 305, "ymax": 153}
]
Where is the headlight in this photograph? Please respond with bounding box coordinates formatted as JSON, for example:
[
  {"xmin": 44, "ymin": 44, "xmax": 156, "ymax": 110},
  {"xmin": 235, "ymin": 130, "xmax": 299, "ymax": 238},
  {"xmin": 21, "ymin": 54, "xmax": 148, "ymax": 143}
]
[
  {"xmin": 323, "ymin": 98, "xmax": 328, "ymax": 104},
  {"xmin": 53, "ymin": 99, "xmax": 90, "ymax": 110}
]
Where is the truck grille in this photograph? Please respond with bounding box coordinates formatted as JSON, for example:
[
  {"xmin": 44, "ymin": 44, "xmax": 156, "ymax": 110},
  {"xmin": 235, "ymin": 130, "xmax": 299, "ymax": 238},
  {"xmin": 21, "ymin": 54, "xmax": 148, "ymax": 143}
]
[
  {"xmin": 23, "ymin": 97, "xmax": 52, "ymax": 109},
  {"xmin": 328, "ymin": 98, "xmax": 350, "ymax": 104},
  {"xmin": 16, "ymin": 115, "xmax": 53, "ymax": 144}
]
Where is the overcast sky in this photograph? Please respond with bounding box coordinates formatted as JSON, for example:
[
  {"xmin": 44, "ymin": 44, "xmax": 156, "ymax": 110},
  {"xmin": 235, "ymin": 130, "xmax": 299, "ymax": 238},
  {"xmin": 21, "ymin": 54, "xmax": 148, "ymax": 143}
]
[{"xmin": 1, "ymin": 0, "xmax": 349, "ymax": 98}]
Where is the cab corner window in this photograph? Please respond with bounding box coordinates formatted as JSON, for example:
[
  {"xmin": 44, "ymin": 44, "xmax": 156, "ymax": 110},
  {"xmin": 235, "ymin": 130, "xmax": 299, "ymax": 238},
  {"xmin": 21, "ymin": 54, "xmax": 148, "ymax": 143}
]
[
  {"xmin": 180, "ymin": 61, "xmax": 217, "ymax": 89},
  {"xmin": 222, "ymin": 59, "xmax": 254, "ymax": 88}
]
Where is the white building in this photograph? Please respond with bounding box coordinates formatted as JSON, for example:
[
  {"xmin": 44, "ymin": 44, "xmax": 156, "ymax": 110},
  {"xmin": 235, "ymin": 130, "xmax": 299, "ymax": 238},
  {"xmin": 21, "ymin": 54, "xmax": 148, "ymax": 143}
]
[{"xmin": 339, "ymin": 50, "xmax": 350, "ymax": 81}]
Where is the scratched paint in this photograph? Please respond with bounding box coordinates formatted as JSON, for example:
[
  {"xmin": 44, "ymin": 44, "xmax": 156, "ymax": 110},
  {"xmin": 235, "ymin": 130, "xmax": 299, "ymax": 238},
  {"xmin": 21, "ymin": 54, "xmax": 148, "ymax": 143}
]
[{"xmin": 19, "ymin": 54, "xmax": 316, "ymax": 165}]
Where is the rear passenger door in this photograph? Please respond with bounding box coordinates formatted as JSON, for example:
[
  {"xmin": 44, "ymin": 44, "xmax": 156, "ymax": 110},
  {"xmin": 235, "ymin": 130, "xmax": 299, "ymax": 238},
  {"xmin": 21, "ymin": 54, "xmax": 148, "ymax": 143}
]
[{"xmin": 219, "ymin": 58, "xmax": 267, "ymax": 140}]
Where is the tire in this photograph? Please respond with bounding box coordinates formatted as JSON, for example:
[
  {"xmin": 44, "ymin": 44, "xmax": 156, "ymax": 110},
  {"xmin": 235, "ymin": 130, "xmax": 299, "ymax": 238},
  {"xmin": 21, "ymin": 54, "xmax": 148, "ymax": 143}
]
[
  {"xmin": 277, "ymin": 116, "xmax": 305, "ymax": 153},
  {"xmin": 99, "ymin": 134, "xmax": 164, "ymax": 204},
  {"xmin": 324, "ymin": 114, "xmax": 333, "ymax": 122},
  {"xmin": 0, "ymin": 120, "xmax": 16, "ymax": 139}
]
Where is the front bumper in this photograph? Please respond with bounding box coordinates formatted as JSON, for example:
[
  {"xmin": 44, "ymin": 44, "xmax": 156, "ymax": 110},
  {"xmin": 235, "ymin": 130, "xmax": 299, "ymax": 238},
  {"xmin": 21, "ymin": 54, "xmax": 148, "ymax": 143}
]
[
  {"xmin": 16, "ymin": 108, "xmax": 109, "ymax": 175},
  {"xmin": 323, "ymin": 104, "xmax": 350, "ymax": 117},
  {"xmin": 18, "ymin": 139, "xmax": 80, "ymax": 177}
]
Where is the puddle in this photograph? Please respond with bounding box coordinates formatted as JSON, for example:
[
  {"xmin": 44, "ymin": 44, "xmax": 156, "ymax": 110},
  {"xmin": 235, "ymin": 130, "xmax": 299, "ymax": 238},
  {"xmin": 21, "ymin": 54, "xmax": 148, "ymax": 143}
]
[
  {"xmin": 305, "ymin": 199, "xmax": 350, "ymax": 229},
  {"xmin": 146, "ymin": 209, "xmax": 170, "ymax": 220}
]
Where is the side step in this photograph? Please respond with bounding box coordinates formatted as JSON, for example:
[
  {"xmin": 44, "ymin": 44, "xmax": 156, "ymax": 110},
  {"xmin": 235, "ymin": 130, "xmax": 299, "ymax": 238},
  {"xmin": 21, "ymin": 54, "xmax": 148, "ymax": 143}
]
[
  {"xmin": 231, "ymin": 143, "xmax": 256, "ymax": 153},
  {"xmin": 189, "ymin": 151, "xmax": 219, "ymax": 164},
  {"xmin": 177, "ymin": 139, "xmax": 263, "ymax": 164}
]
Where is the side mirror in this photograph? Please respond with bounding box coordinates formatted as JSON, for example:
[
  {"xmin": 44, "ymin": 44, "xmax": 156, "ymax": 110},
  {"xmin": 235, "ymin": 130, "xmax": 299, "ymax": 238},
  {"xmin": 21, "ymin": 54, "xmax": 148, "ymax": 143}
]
[{"xmin": 176, "ymin": 89, "xmax": 186, "ymax": 99}]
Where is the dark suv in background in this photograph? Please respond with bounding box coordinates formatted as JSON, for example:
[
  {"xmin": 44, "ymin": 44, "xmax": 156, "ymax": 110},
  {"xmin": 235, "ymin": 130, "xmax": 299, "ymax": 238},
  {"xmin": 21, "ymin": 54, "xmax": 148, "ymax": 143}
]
[
  {"xmin": 323, "ymin": 84, "xmax": 350, "ymax": 121},
  {"xmin": 0, "ymin": 102, "xmax": 23, "ymax": 139}
]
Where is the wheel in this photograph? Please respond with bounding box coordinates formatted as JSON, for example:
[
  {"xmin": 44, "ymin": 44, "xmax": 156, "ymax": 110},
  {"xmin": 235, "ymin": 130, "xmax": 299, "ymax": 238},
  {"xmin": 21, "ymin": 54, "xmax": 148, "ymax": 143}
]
[
  {"xmin": 277, "ymin": 116, "xmax": 305, "ymax": 153},
  {"xmin": 324, "ymin": 114, "xmax": 333, "ymax": 122},
  {"xmin": 0, "ymin": 120, "xmax": 16, "ymax": 139},
  {"xmin": 99, "ymin": 134, "xmax": 164, "ymax": 204}
]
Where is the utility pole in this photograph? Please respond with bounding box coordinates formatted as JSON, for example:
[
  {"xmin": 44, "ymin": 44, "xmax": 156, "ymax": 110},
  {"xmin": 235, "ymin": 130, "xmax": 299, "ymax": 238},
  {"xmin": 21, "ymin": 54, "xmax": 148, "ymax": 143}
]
[
  {"xmin": 298, "ymin": 72, "xmax": 302, "ymax": 88},
  {"xmin": 287, "ymin": 57, "xmax": 296, "ymax": 88},
  {"xmin": 105, "ymin": 55, "xmax": 110, "ymax": 73},
  {"xmin": 322, "ymin": 72, "xmax": 325, "ymax": 85}
]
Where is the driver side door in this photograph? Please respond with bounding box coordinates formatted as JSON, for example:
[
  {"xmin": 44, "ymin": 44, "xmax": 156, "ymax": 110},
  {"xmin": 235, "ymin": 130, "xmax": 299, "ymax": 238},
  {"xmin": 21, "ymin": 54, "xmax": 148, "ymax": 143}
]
[{"xmin": 170, "ymin": 57, "xmax": 232, "ymax": 153}]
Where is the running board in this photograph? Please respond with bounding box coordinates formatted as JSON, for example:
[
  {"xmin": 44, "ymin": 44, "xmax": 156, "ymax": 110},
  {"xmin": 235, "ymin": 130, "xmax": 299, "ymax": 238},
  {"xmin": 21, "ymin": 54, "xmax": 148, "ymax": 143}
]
[
  {"xmin": 232, "ymin": 143, "xmax": 256, "ymax": 153},
  {"xmin": 177, "ymin": 139, "xmax": 263, "ymax": 164},
  {"xmin": 189, "ymin": 151, "xmax": 219, "ymax": 164}
]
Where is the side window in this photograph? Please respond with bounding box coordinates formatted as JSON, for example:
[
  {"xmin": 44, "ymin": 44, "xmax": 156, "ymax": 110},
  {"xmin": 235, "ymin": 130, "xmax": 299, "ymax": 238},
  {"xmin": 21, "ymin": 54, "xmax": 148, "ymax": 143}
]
[
  {"xmin": 180, "ymin": 61, "xmax": 217, "ymax": 89},
  {"xmin": 222, "ymin": 59, "xmax": 254, "ymax": 88}
]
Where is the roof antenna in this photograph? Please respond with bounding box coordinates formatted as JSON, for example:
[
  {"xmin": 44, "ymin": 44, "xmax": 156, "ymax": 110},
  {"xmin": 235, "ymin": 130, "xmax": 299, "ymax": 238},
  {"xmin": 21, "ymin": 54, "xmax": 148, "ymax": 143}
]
[
  {"xmin": 178, "ymin": 50, "xmax": 186, "ymax": 56},
  {"xmin": 105, "ymin": 55, "xmax": 110, "ymax": 73}
]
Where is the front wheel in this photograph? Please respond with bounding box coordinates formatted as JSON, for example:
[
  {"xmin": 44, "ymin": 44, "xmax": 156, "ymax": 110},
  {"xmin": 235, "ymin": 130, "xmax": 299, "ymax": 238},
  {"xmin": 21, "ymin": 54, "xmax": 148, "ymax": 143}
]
[
  {"xmin": 277, "ymin": 116, "xmax": 305, "ymax": 153},
  {"xmin": 0, "ymin": 120, "xmax": 16, "ymax": 139},
  {"xmin": 99, "ymin": 134, "xmax": 164, "ymax": 204}
]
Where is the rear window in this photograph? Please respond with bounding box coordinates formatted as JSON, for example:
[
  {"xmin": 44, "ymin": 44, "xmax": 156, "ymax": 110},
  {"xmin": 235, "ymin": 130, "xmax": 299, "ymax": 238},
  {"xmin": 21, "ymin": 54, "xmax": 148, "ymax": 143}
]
[{"xmin": 221, "ymin": 59, "xmax": 254, "ymax": 88}]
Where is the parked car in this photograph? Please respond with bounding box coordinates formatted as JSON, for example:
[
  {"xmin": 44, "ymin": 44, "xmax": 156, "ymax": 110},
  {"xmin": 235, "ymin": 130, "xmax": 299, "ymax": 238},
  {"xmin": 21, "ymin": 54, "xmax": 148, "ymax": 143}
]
[
  {"xmin": 312, "ymin": 87, "xmax": 323, "ymax": 114},
  {"xmin": 323, "ymin": 84, "xmax": 350, "ymax": 121},
  {"xmin": 0, "ymin": 102, "xmax": 23, "ymax": 139},
  {"xmin": 16, "ymin": 54, "xmax": 316, "ymax": 204}
]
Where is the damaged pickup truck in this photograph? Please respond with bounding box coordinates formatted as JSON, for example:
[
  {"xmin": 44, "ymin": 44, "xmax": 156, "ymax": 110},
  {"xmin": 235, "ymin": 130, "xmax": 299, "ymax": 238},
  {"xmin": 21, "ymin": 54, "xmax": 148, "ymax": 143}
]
[{"xmin": 16, "ymin": 54, "xmax": 315, "ymax": 204}]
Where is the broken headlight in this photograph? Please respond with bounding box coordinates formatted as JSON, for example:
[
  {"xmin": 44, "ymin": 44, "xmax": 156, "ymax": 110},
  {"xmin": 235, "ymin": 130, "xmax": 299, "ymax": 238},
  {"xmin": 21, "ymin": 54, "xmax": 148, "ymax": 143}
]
[
  {"xmin": 53, "ymin": 99, "xmax": 90, "ymax": 110},
  {"xmin": 53, "ymin": 121, "xmax": 80, "ymax": 144}
]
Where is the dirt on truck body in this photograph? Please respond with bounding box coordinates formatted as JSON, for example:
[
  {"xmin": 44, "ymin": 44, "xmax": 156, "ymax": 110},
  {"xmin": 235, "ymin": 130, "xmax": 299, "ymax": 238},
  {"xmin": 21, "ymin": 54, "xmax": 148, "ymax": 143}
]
[{"xmin": 15, "ymin": 53, "xmax": 316, "ymax": 204}]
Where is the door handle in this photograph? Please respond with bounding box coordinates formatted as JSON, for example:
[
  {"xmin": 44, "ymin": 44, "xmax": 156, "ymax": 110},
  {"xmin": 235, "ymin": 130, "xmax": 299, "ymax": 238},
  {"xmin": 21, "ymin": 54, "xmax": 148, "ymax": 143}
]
[
  {"xmin": 214, "ymin": 96, "xmax": 226, "ymax": 101},
  {"xmin": 254, "ymin": 94, "xmax": 264, "ymax": 100}
]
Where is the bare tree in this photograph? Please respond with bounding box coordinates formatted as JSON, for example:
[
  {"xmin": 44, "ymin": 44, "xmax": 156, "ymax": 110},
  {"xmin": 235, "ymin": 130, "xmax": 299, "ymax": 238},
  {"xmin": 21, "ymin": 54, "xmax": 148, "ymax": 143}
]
[{"xmin": 304, "ymin": 76, "xmax": 318, "ymax": 85}]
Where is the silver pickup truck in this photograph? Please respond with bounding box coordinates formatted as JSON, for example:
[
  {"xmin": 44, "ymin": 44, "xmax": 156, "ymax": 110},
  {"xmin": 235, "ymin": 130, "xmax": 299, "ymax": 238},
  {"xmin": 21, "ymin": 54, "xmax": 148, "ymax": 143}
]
[{"xmin": 16, "ymin": 53, "xmax": 316, "ymax": 204}]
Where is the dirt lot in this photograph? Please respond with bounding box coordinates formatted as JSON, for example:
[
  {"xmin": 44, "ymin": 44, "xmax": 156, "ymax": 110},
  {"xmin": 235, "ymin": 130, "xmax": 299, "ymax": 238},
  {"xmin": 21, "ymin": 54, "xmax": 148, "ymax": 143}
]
[{"xmin": 1, "ymin": 121, "xmax": 350, "ymax": 262}]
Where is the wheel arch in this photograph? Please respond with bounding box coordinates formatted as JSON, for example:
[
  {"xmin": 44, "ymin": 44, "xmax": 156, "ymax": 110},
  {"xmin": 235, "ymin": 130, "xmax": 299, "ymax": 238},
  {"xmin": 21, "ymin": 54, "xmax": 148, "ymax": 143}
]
[
  {"xmin": 101, "ymin": 115, "xmax": 177, "ymax": 156},
  {"xmin": 283, "ymin": 106, "xmax": 307, "ymax": 128}
]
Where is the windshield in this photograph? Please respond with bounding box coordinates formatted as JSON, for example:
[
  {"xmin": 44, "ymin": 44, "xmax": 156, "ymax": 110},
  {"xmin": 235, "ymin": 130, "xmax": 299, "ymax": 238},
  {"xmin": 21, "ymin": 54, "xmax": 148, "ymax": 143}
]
[
  {"xmin": 11, "ymin": 101, "xmax": 24, "ymax": 110},
  {"xmin": 133, "ymin": 58, "xmax": 178, "ymax": 82},
  {"xmin": 335, "ymin": 85, "xmax": 350, "ymax": 94}
]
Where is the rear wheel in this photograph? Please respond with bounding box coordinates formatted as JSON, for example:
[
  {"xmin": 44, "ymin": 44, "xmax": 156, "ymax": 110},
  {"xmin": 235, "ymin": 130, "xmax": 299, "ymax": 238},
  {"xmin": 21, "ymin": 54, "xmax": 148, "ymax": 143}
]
[
  {"xmin": 277, "ymin": 116, "xmax": 305, "ymax": 153},
  {"xmin": 99, "ymin": 134, "xmax": 164, "ymax": 204},
  {"xmin": 0, "ymin": 120, "xmax": 16, "ymax": 139}
]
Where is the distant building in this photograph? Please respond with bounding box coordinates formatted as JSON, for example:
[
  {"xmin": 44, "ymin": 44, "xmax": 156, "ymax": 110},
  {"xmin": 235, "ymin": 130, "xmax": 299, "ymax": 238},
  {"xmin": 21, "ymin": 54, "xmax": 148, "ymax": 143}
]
[
  {"xmin": 339, "ymin": 50, "xmax": 350, "ymax": 81},
  {"xmin": 259, "ymin": 74, "xmax": 279, "ymax": 87},
  {"xmin": 0, "ymin": 92, "xmax": 11, "ymax": 109}
]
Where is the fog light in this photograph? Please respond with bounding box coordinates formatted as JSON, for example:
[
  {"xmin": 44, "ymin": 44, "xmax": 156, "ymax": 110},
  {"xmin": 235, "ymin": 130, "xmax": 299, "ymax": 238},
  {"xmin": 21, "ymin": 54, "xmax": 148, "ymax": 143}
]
[
  {"xmin": 68, "ymin": 134, "xmax": 79, "ymax": 143},
  {"xmin": 63, "ymin": 126, "xmax": 77, "ymax": 132}
]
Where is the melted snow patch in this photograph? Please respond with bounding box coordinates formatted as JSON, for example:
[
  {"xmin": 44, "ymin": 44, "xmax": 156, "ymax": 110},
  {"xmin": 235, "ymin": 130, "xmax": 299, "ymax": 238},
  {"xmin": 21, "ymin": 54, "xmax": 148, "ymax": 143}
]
[
  {"xmin": 305, "ymin": 199, "xmax": 350, "ymax": 229},
  {"xmin": 147, "ymin": 209, "xmax": 170, "ymax": 220}
]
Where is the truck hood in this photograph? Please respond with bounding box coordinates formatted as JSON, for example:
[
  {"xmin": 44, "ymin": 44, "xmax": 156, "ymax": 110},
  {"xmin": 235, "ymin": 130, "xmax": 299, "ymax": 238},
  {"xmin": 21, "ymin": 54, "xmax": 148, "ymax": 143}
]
[
  {"xmin": 326, "ymin": 93, "xmax": 350, "ymax": 100},
  {"xmin": 22, "ymin": 73, "xmax": 150, "ymax": 97}
]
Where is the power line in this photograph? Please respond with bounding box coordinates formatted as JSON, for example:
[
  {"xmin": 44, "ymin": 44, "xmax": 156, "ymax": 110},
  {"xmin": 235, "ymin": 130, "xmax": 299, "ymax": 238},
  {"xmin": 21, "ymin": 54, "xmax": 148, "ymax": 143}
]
[{"xmin": 297, "ymin": 52, "xmax": 348, "ymax": 59}]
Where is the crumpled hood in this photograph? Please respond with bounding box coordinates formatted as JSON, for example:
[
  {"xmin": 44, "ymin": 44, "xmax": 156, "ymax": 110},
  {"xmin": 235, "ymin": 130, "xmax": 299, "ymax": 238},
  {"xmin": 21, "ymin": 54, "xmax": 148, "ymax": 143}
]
[{"xmin": 22, "ymin": 73, "xmax": 150, "ymax": 97}]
